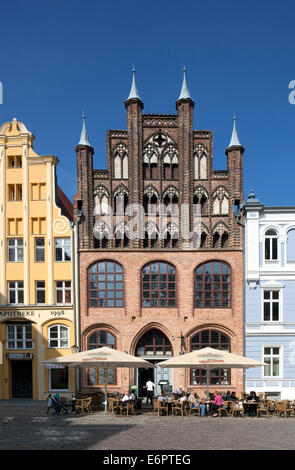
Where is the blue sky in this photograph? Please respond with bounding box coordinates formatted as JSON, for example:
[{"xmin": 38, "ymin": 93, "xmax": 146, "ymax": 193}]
[{"xmin": 0, "ymin": 0, "xmax": 294, "ymax": 205}]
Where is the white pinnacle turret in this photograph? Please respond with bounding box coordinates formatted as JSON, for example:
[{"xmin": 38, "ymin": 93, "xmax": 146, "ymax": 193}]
[
  {"xmin": 178, "ymin": 66, "xmax": 192, "ymax": 101},
  {"xmin": 228, "ymin": 114, "xmax": 241, "ymax": 147},
  {"xmin": 78, "ymin": 112, "xmax": 91, "ymax": 147}
]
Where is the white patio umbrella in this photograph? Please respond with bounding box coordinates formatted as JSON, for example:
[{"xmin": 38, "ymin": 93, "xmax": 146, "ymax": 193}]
[
  {"xmin": 43, "ymin": 347, "xmax": 154, "ymax": 413},
  {"xmin": 158, "ymin": 347, "xmax": 266, "ymax": 401}
]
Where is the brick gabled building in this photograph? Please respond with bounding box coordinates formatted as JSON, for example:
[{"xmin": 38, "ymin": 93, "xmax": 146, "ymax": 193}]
[{"xmin": 74, "ymin": 69, "xmax": 245, "ymax": 397}]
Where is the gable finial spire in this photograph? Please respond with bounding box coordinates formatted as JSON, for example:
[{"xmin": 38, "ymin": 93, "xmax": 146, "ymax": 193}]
[
  {"xmin": 177, "ymin": 65, "xmax": 192, "ymax": 101},
  {"xmin": 127, "ymin": 66, "xmax": 142, "ymax": 101},
  {"xmin": 228, "ymin": 113, "xmax": 241, "ymax": 147},
  {"xmin": 78, "ymin": 112, "xmax": 91, "ymax": 147}
]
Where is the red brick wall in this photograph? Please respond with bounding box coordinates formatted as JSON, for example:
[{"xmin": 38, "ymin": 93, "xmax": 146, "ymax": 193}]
[{"xmin": 78, "ymin": 249, "xmax": 244, "ymax": 397}]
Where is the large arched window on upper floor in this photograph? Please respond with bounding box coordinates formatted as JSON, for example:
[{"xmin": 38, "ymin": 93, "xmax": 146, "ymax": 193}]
[
  {"xmin": 142, "ymin": 261, "xmax": 176, "ymax": 307},
  {"xmin": 190, "ymin": 329, "xmax": 231, "ymax": 385},
  {"xmin": 265, "ymin": 229, "xmax": 278, "ymax": 261},
  {"xmin": 135, "ymin": 329, "xmax": 173, "ymax": 357},
  {"xmin": 87, "ymin": 329, "xmax": 116, "ymax": 385},
  {"xmin": 195, "ymin": 261, "xmax": 231, "ymax": 308},
  {"xmin": 88, "ymin": 261, "xmax": 123, "ymax": 307}
]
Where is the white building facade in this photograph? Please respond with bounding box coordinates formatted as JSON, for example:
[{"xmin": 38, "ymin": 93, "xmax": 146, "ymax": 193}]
[{"xmin": 245, "ymin": 191, "xmax": 295, "ymax": 399}]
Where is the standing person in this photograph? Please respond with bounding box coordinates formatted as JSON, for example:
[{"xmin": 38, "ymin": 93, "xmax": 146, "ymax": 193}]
[
  {"xmin": 143, "ymin": 378, "xmax": 155, "ymax": 404},
  {"xmin": 212, "ymin": 392, "xmax": 223, "ymax": 417}
]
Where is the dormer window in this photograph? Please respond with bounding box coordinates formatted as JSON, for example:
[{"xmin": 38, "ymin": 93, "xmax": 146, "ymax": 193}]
[{"xmin": 265, "ymin": 230, "xmax": 278, "ymax": 261}]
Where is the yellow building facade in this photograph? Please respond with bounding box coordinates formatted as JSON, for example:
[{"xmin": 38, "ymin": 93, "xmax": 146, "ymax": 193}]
[{"xmin": 0, "ymin": 118, "xmax": 77, "ymax": 400}]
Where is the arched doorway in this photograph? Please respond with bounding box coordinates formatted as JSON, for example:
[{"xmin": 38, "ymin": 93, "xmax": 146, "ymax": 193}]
[{"xmin": 135, "ymin": 328, "xmax": 173, "ymax": 397}]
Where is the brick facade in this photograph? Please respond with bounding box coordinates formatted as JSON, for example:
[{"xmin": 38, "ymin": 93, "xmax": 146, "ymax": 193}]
[{"xmin": 74, "ymin": 77, "xmax": 245, "ymax": 397}]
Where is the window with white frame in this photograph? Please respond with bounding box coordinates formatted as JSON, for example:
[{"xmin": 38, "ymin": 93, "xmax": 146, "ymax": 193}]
[
  {"xmin": 7, "ymin": 324, "xmax": 33, "ymax": 349},
  {"xmin": 264, "ymin": 347, "xmax": 280, "ymax": 377},
  {"xmin": 265, "ymin": 230, "xmax": 278, "ymax": 261},
  {"xmin": 54, "ymin": 238, "xmax": 71, "ymax": 262},
  {"xmin": 7, "ymin": 238, "xmax": 23, "ymax": 262},
  {"xmin": 48, "ymin": 325, "xmax": 69, "ymax": 348},
  {"xmin": 55, "ymin": 281, "xmax": 72, "ymax": 304},
  {"xmin": 50, "ymin": 367, "xmax": 69, "ymax": 391},
  {"xmin": 35, "ymin": 281, "xmax": 46, "ymax": 304},
  {"xmin": 263, "ymin": 290, "xmax": 280, "ymax": 321},
  {"xmin": 35, "ymin": 237, "xmax": 45, "ymax": 262},
  {"xmin": 8, "ymin": 281, "xmax": 24, "ymax": 304}
]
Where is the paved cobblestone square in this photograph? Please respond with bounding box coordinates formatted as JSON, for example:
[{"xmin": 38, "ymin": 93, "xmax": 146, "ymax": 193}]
[{"xmin": 1, "ymin": 400, "xmax": 295, "ymax": 450}]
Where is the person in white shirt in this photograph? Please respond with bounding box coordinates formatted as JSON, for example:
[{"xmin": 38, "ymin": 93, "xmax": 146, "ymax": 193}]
[
  {"xmin": 122, "ymin": 390, "xmax": 135, "ymax": 403},
  {"xmin": 158, "ymin": 390, "xmax": 168, "ymax": 402},
  {"xmin": 143, "ymin": 378, "xmax": 155, "ymax": 404},
  {"xmin": 179, "ymin": 391, "xmax": 187, "ymax": 402}
]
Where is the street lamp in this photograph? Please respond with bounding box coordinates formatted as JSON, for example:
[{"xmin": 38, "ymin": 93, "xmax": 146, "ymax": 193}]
[{"xmin": 71, "ymin": 344, "xmax": 79, "ymax": 355}]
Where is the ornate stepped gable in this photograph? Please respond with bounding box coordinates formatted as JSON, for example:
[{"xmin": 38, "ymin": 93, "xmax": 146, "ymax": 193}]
[{"xmin": 74, "ymin": 71, "xmax": 244, "ymax": 250}]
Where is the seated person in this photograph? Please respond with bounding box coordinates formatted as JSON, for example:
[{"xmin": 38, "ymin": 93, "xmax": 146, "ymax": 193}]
[
  {"xmin": 158, "ymin": 390, "xmax": 168, "ymax": 402},
  {"xmin": 230, "ymin": 391, "xmax": 239, "ymax": 402},
  {"xmin": 179, "ymin": 391, "xmax": 187, "ymax": 402},
  {"xmin": 122, "ymin": 390, "xmax": 134, "ymax": 403},
  {"xmin": 212, "ymin": 392, "xmax": 223, "ymax": 417},
  {"xmin": 174, "ymin": 386, "xmax": 183, "ymax": 396},
  {"xmin": 188, "ymin": 392, "xmax": 206, "ymax": 416},
  {"xmin": 245, "ymin": 391, "xmax": 259, "ymax": 416},
  {"xmin": 224, "ymin": 390, "xmax": 232, "ymax": 401}
]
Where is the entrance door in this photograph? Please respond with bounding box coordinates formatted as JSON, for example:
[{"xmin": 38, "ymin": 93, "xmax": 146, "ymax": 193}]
[
  {"xmin": 137, "ymin": 360, "xmax": 173, "ymax": 397},
  {"xmin": 11, "ymin": 361, "xmax": 33, "ymax": 398}
]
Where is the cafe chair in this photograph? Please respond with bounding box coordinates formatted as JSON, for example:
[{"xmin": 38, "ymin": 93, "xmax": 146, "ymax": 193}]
[
  {"xmin": 107, "ymin": 397, "xmax": 122, "ymax": 416},
  {"xmin": 188, "ymin": 401, "xmax": 201, "ymax": 416},
  {"xmin": 126, "ymin": 400, "xmax": 136, "ymax": 416},
  {"xmin": 159, "ymin": 400, "xmax": 169, "ymax": 416},
  {"xmin": 152, "ymin": 399, "xmax": 161, "ymax": 416},
  {"xmin": 218, "ymin": 400, "xmax": 233, "ymax": 417},
  {"xmin": 231, "ymin": 401, "xmax": 245, "ymax": 418}
]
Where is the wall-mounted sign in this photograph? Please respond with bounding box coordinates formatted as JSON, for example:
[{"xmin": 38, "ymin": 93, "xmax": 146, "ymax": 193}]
[
  {"xmin": 45, "ymin": 363, "xmax": 65, "ymax": 369},
  {"xmin": 6, "ymin": 353, "xmax": 33, "ymax": 360},
  {"xmin": 0, "ymin": 311, "xmax": 35, "ymax": 318}
]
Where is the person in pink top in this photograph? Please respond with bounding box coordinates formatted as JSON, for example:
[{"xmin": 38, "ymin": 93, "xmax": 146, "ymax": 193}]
[{"xmin": 212, "ymin": 392, "xmax": 223, "ymax": 417}]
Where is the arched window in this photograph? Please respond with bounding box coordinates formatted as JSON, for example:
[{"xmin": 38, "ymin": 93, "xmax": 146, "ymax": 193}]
[
  {"xmin": 135, "ymin": 329, "xmax": 172, "ymax": 356},
  {"xmin": 93, "ymin": 221, "xmax": 110, "ymax": 249},
  {"xmin": 87, "ymin": 329, "xmax": 116, "ymax": 385},
  {"xmin": 193, "ymin": 191, "xmax": 207, "ymax": 216},
  {"xmin": 287, "ymin": 229, "xmax": 295, "ymax": 262},
  {"xmin": 163, "ymin": 186, "xmax": 179, "ymax": 216},
  {"xmin": 163, "ymin": 223, "xmax": 179, "ymax": 248},
  {"xmin": 194, "ymin": 144, "xmax": 208, "ymax": 180},
  {"xmin": 48, "ymin": 324, "xmax": 69, "ymax": 348},
  {"xmin": 193, "ymin": 224, "xmax": 208, "ymax": 249},
  {"xmin": 143, "ymin": 186, "xmax": 158, "ymax": 215},
  {"xmin": 88, "ymin": 261, "xmax": 123, "ymax": 307},
  {"xmin": 163, "ymin": 145, "xmax": 178, "ymax": 180},
  {"xmin": 212, "ymin": 187, "xmax": 229, "ymax": 215},
  {"xmin": 143, "ymin": 144, "xmax": 158, "ymax": 179},
  {"xmin": 144, "ymin": 223, "xmax": 159, "ymax": 248},
  {"xmin": 93, "ymin": 184, "xmax": 109, "ymax": 216},
  {"xmin": 190, "ymin": 330, "xmax": 231, "ymax": 385},
  {"xmin": 113, "ymin": 185, "xmax": 128, "ymax": 214},
  {"xmin": 195, "ymin": 261, "xmax": 230, "ymax": 308},
  {"xmin": 113, "ymin": 143, "xmax": 128, "ymax": 179},
  {"xmin": 265, "ymin": 229, "xmax": 278, "ymax": 261},
  {"xmin": 142, "ymin": 262, "xmax": 176, "ymax": 307}
]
